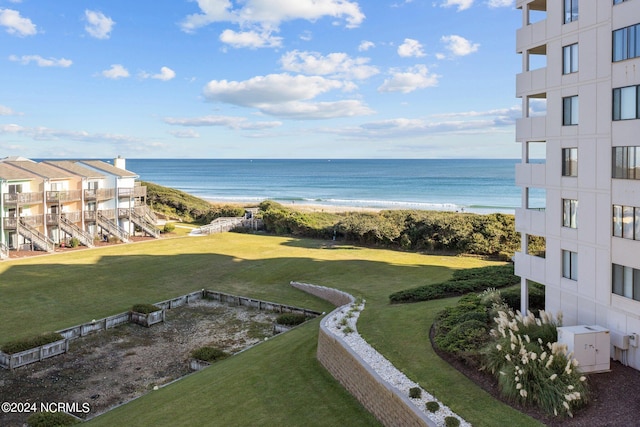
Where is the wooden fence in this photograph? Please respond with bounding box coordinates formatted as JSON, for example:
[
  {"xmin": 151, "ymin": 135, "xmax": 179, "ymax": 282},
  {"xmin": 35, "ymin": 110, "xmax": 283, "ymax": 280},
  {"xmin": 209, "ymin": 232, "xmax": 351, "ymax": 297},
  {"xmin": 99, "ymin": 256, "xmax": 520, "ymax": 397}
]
[{"xmin": 0, "ymin": 339, "xmax": 68, "ymax": 369}]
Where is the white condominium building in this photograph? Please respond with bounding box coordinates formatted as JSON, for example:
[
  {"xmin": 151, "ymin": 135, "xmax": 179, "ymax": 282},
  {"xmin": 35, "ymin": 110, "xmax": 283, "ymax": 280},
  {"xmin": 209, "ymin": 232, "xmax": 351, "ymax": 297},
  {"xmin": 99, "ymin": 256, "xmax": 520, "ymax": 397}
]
[{"xmin": 515, "ymin": 0, "xmax": 640, "ymax": 370}]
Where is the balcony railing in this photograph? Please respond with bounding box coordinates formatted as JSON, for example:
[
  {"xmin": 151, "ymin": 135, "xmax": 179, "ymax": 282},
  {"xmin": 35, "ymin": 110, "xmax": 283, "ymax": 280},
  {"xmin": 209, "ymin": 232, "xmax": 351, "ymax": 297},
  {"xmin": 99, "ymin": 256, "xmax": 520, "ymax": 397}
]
[
  {"xmin": 3, "ymin": 192, "xmax": 44, "ymax": 205},
  {"xmin": 46, "ymin": 190, "xmax": 82, "ymax": 203},
  {"xmin": 84, "ymin": 188, "xmax": 115, "ymax": 201},
  {"xmin": 118, "ymin": 186, "xmax": 147, "ymax": 198},
  {"xmin": 46, "ymin": 211, "xmax": 82, "ymax": 225},
  {"xmin": 3, "ymin": 215, "xmax": 44, "ymax": 230}
]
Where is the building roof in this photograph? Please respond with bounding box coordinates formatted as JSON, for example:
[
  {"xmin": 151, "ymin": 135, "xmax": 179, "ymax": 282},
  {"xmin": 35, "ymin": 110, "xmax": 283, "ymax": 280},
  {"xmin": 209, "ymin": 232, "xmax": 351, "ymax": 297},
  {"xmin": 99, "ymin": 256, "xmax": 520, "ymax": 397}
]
[
  {"xmin": 3, "ymin": 160, "xmax": 75, "ymax": 180},
  {"xmin": 0, "ymin": 162, "xmax": 39, "ymax": 181},
  {"xmin": 80, "ymin": 160, "xmax": 138, "ymax": 178},
  {"xmin": 44, "ymin": 160, "xmax": 106, "ymax": 179}
]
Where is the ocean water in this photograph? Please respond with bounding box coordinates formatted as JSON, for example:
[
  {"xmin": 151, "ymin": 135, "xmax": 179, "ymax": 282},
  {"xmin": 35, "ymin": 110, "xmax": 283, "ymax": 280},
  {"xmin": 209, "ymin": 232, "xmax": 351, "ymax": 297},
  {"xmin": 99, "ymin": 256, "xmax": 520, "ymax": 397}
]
[{"xmin": 125, "ymin": 159, "xmax": 529, "ymax": 214}]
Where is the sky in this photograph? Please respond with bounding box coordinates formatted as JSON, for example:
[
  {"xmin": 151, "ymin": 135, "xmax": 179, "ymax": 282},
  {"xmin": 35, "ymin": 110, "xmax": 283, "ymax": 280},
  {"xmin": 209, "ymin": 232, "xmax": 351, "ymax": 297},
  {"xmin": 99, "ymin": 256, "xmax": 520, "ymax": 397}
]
[{"xmin": 0, "ymin": 0, "xmax": 522, "ymax": 159}]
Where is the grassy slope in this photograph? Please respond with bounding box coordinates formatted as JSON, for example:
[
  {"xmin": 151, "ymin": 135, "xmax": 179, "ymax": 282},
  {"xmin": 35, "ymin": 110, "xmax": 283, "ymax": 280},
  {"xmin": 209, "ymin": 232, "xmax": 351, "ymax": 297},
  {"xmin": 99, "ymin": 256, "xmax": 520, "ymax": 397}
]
[{"xmin": 0, "ymin": 234, "xmax": 541, "ymax": 427}]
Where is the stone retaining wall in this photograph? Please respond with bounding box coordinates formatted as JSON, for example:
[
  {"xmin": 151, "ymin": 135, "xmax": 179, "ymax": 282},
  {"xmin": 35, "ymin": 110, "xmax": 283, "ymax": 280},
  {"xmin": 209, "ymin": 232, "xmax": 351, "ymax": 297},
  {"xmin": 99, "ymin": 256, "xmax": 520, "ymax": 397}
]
[{"xmin": 292, "ymin": 281, "xmax": 434, "ymax": 427}]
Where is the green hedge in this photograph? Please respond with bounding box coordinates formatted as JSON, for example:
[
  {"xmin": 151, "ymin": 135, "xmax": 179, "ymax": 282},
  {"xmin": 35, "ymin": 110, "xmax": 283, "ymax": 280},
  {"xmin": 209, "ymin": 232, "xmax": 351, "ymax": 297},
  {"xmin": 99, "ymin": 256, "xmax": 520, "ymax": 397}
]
[
  {"xmin": 27, "ymin": 411, "xmax": 80, "ymax": 427},
  {"xmin": 258, "ymin": 201, "xmax": 538, "ymax": 258},
  {"xmin": 389, "ymin": 264, "xmax": 519, "ymax": 304},
  {"xmin": 275, "ymin": 313, "xmax": 308, "ymax": 326},
  {"xmin": 191, "ymin": 346, "xmax": 229, "ymax": 363},
  {"xmin": 1, "ymin": 332, "xmax": 64, "ymax": 354},
  {"xmin": 131, "ymin": 303, "xmax": 161, "ymax": 314}
]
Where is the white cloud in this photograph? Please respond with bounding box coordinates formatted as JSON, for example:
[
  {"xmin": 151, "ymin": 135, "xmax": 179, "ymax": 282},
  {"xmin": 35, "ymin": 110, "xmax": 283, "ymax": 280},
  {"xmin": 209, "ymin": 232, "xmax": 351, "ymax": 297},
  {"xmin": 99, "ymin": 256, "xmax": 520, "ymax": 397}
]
[
  {"xmin": 397, "ymin": 38, "xmax": 425, "ymax": 58},
  {"xmin": 321, "ymin": 106, "xmax": 517, "ymax": 140},
  {"xmin": 219, "ymin": 29, "xmax": 282, "ymax": 48},
  {"xmin": 9, "ymin": 54, "xmax": 72, "ymax": 68},
  {"xmin": 258, "ymin": 100, "xmax": 373, "ymax": 120},
  {"xmin": 181, "ymin": 0, "xmax": 364, "ymax": 47},
  {"xmin": 101, "ymin": 64, "xmax": 129, "ymax": 79},
  {"xmin": 0, "ymin": 105, "xmax": 19, "ymax": 115},
  {"xmin": 164, "ymin": 115, "xmax": 282, "ymax": 130},
  {"xmin": 203, "ymin": 73, "xmax": 371, "ymax": 119},
  {"xmin": 84, "ymin": 10, "xmax": 115, "ymax": 39},
  {"xmin": 0, "ymin": 124, "xmax": 141, "ymax": 143},
  {"xmin": 152, "ymin": 66, "xmax": 176, "ymax": 81},
  {"xmin": 487, "ymin": 0, "xmax": 513, "ymax": 7},
  {"xmin": 378, "ymin": 65, "xmax": 439, "ymax": 93},
  {"xmin": 0, "ymin": 8, "xmax": 36, "ymax": 36},
  {"xmin": 280, "ymin": 50, "xmax": 379, "ymax": 80},
  {"xmin": 204, "ymin": 73, "xmax": 348, "ymax": 106},
  {"xmin": 358, "ymin": 40, "xmax": 375, "ymax": 51},
  {"xmin": 168, "ymin": 129, "xmax": 200, "ymax": 138},
  {"xmin": 440, "ymin": 35, "xmax": 479, "ymax": 57},
  {"xmin": 440, "ymin": 0, "xmax": 474, "ymax": 11}
]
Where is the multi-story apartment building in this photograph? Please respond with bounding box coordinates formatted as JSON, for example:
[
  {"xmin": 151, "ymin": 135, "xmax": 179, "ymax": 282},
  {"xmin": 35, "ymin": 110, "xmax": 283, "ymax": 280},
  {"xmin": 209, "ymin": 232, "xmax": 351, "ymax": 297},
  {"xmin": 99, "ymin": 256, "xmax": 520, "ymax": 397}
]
[
  {"xmin": 515, "ymin": 0, "xmax": 640, "ymax": 370},
  {"xmin": 0, "ymin": 157, "xmax": 158, "ymax": 258}
]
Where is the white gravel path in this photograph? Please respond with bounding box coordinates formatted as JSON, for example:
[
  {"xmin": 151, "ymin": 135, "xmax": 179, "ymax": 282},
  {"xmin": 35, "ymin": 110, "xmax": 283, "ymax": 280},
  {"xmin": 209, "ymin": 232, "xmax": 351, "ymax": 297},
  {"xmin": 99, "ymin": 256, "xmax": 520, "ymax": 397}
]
[{"xmin": 325, "ymin": 299, "xmax": 472, "ymax": 427}]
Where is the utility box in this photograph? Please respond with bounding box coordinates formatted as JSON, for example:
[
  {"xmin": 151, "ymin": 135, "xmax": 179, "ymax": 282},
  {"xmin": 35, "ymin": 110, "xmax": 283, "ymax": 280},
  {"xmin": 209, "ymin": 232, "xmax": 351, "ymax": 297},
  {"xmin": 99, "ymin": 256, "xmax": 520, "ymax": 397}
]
[{"xmin": 557, "ymin": 325, "xmax": 610, "ymax": 373}]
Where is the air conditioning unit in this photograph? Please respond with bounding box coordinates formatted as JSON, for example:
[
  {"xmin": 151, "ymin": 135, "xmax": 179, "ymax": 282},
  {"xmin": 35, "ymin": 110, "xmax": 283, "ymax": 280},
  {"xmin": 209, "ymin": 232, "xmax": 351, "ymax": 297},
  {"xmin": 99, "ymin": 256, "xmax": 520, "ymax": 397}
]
[{"xmin": 557, "ymin": 325, "xmax": 610, "ymax": 373}]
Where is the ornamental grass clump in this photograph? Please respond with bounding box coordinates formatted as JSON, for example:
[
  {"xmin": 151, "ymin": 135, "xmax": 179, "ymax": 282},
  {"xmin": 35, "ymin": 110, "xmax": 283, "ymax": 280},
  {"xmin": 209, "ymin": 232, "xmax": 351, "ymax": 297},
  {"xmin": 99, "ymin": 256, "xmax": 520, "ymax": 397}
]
[{"xmin": 482, "ymin": 308, "xmax": 589, "ymax": 418}]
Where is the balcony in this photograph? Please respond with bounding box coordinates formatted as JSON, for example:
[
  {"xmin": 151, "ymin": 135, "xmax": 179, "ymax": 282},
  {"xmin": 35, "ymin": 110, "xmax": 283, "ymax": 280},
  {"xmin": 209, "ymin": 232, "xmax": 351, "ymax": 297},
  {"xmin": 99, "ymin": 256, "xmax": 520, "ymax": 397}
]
[
  {"xmin": 515, "ymin": 162, "xmax": 546, "ymax": 187},
  {"xmin": 516, "ymin": 67, "xmax": 547, "ymax": 97},
  {"xmin": 515, "ymin": 207, "xmax": 546, "ymax": 235},
  {"xmin": 118, "ymin": 186, "xmax": 147, "ymax": 199},
  {"xmin": 516, "ymin": 18, "xmax": 547, "ymax": 52},
  {"xmin": 513, "ymin": 251, "xmax": 546, "ymax": 284},
  {"xmin": 46, "ymin": 211, "xmax": 82, "ymax": 225},
  {"xmin": 84, "ymin": 188, "xmax": 115, "ymax": 201},
  {"xmin": 46, "ymin": 190, "xmax": 82, "ymax": 203},
  {"xmin": 3, "ymin": 215, "xmax": 44, "ymax": 230},
  {"xmin": 3, "ymin": 192, "xmax": 44, "ymax": 206},
  {"xmin": 516, "ymin": 116, "xmax": 546, "ymax": 141}
]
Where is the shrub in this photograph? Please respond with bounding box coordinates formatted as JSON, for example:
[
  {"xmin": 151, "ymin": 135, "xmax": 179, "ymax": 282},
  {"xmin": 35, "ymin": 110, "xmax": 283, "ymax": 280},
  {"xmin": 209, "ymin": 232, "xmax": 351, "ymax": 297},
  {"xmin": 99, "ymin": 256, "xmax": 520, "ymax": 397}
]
[
  {"xmin": 275, "ymin": 313, "xmax": 308, "ymax": 326},
  {"xmin": 425, "ymin": 401, "xmax": 440, "ymax": 413},
  {"xmin": 163, "ymin": 222, "xmax": 176, "ymax": 233},
  {"xmin": 409, "ymin": 387, "xmax": 422, "ymax": 398},
  {"xmin": 69, "ymin": 237, "xmax": 80, "ymax": 248},
  {"xmin": 27, "ymin": 411, "xmax": 80, "ymax": 426},
  {"xmin": 444, "ymin": 416, "xmax": 461, "ymax": 427},
  {"xmin": 131, "ymin": 303, "xmax": 161, "ymax": 314},
  {"xmin": 482, "ymin": 309, "xmax": 589, "ymax": 418},
  {"xmin": 1, "ymin": 332, "xmax": 64, "ymax": 354},
  {"xmin": 389, "ymin": 264, "xmax": 518, "ymax": 304},
  {"xmin": 191, "ymin": 346, "xmax": 229, "ymax": 363}
]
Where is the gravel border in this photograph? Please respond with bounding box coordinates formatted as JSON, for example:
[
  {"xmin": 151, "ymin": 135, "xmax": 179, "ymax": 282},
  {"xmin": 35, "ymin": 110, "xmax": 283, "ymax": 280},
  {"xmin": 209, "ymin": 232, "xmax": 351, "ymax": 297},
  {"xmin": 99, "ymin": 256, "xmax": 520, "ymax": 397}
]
[{"xmin": 325, "ymin": 298, "xmax": 471, "ymax": 427}]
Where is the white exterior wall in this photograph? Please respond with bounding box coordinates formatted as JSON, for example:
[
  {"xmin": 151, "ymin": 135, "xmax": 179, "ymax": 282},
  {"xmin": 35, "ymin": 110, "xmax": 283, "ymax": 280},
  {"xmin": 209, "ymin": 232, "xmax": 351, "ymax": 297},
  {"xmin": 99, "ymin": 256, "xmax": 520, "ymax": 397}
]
[{"xmin": 516, "ymin": 0, "xmax": 640, "ymax": 370}]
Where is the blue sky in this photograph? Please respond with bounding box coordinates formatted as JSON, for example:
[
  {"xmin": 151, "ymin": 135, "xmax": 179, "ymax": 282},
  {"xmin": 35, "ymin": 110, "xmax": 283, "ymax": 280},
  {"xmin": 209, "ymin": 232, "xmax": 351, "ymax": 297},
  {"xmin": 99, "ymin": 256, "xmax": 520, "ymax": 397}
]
[{"xmin": 0, "ymin": 0, "xmax": 520, "ymax": 159}]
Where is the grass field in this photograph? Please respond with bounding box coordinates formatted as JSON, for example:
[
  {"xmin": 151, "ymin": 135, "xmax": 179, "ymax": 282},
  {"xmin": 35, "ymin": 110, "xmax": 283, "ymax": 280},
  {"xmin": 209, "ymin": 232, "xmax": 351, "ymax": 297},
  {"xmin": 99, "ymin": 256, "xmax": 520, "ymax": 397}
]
[{"xmin": 0, "ymin": 233, "xmax": 542, "ymax": 426}]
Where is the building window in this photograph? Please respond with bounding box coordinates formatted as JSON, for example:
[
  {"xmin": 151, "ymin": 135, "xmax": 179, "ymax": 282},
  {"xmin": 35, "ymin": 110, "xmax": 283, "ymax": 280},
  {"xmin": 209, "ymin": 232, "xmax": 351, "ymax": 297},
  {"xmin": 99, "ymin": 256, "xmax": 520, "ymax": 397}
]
[
  {"xmin": 563, "ymin": 96, "xmax": 578, "ymax": 125},
  {"xmin": 613, "ymin": 23, "xmax": 640, "ymax": 62},
  {"xmin": 612, "ymin": 146, "xmax": 640, "ymax": 179},
  {"xmin": 613, "ymin": 85, "xmax": 640, "ymax": 120},
  {"xmin": 614, "ymin": 0, "xmax": 629, "ymax": 4},
  {"xmin": 563, "ymin": 199, "xmax": 578, "ymax": 228},
  {"xmin": 564, "ymin": 0, "xmax": 578, "ymax": 24},
  {"xmin": 562, "ymin": 148, "xmax": 577, "ymax": 176},
  {"xmin": 563, "ymin": 44, "xmax": 578, "ymax": 74},
  {"xmin": 612, "ymin": 263, "xmax": 640, "ymax": 301},
  {"xmin": 563, "ymin": 250, "xmax": 578, "ymax": 280},
  {"xmin": 613, "ymin": 205, "xmax": 640, "ymax": 239}
]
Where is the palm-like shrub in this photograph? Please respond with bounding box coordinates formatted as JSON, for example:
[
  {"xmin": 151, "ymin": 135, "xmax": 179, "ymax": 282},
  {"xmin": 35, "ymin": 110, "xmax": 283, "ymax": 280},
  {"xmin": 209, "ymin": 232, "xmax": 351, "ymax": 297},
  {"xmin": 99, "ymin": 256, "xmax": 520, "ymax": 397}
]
[{"xmin": 482, "ymin": 308, "xmax": 589, "ymax": 418}]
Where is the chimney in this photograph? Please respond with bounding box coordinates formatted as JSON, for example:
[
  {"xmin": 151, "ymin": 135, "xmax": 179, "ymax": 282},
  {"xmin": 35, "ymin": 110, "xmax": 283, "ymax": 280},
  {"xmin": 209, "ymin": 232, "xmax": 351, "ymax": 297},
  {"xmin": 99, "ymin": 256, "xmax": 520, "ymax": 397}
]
[{"xmin": 113, "ymin": 156, "xmax": 126, "ymax": 170}]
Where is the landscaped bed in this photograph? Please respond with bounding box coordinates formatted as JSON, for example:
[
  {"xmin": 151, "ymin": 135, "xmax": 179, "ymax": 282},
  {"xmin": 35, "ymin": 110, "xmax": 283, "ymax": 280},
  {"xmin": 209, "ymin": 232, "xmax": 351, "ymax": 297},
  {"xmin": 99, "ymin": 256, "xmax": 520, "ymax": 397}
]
[{"xmin": 0, "ymin": 299, "xmax": 279, "ymax": 427}]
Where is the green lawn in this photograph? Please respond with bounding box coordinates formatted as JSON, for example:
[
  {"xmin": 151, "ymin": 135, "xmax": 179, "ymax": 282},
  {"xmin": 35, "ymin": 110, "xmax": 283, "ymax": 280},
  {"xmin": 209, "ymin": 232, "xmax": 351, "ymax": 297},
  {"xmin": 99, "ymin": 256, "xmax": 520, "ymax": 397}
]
[{"xmin": 0, "ymin": 233, "xmax": 542, "ymax": 426}]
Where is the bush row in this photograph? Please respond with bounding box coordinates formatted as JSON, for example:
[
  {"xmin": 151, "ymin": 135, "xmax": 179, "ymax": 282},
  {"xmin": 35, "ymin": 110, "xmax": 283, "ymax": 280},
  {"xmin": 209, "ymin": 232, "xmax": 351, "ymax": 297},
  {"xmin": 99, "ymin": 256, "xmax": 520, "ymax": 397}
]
[
  {"xmin": 389, "ymin": 264, "xmax": 520, "ymax": 304},
  {"xmin": 258, "ymin": 201, "xmax": 541, "ymax": 258}
]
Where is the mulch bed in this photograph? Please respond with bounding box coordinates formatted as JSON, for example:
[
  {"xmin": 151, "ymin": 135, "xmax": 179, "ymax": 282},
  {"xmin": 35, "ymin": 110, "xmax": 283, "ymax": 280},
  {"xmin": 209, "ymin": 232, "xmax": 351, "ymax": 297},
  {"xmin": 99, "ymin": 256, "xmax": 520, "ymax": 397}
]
[{"xmin": 431, "ymin": 325, "xmax": 640, "ymax": 426}]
